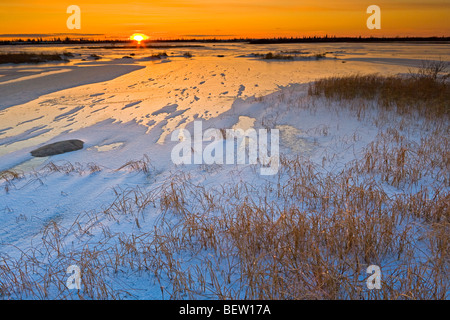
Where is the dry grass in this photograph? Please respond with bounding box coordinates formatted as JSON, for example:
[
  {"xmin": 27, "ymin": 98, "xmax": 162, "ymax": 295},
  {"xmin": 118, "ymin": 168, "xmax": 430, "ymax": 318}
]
[
  {"xmin": 410, "ymin": 59, "xmax": 449, "ymax": 81},
  {"xmin": 0, "ymin": 170, "xmax": 24, "ymax": 193},
  {"xmin": 116, "ymin": 154, "xmax": 153, "ymax": 174},
  {"xmin": 252, "ymin": 52, "xmax": 328, "ymax": 60},
  {"xmin": 148, "ymin": 52, "xmax": 168, "ymax": 59},
  {"xmin": 1, "ymin": 151, "xmax": 448, "ymax": 299},
  {"xmin": 39, "ymin": 161, "xmax": 104, "ymax": 176},
  {"xmin": 3, "ymin": 156, "xmax": 448, "ymax": 299},
  {"xmin": 0, "ymin": 73, "xmax": 448, "ymax": 300},
  {"xmin": 261, "ymin": 52, "xmax": 294, "ymax": 60},
  {"xmin": 308, "ymin": 74, "xmax": 449, "ymax": 119},
  {"xmin": 0, "ymin": 52, "xmax": 68, "ymax": 64},
  {"xmin": 89, "ymin": 54, "xmax": 102, "ymax": 60}
]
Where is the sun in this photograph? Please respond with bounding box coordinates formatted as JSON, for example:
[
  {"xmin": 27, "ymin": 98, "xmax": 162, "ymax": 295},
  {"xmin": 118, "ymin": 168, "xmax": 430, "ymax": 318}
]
[{"xmin": 130, "ymin": 33, "xmax": 148, "ymax": 45}]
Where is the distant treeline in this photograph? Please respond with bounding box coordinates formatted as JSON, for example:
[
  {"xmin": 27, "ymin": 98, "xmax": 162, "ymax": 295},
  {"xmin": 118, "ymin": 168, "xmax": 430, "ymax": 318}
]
[
  {"xmin": 0, "ymin": 37, "xmax": 129, "ymax": 45},
  {"xmin": 247, "ymin": 36, "xmax": 450, "ymax": 44},
  {"xmin": 0, "ymin": 36, "xmax": 449, "ymax": 45}
]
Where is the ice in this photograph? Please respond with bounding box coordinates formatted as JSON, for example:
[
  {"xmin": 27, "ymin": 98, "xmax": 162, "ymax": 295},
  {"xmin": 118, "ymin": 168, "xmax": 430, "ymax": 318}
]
[{"xmin": 0, "ymin": 42, "xmax": 448, "ymax": 299}]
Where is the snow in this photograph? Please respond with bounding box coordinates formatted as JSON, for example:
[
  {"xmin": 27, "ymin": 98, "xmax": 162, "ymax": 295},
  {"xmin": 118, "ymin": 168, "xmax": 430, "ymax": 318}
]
[{"xmin": 0, "ymin": 42, "xmax": 448, "ymax": 299}]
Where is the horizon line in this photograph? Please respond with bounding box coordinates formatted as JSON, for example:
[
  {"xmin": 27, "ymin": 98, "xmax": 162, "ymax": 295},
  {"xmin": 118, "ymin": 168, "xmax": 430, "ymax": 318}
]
[{"xmin": 1, "ymin": 35, "xmax": 449, "ymax": 42}]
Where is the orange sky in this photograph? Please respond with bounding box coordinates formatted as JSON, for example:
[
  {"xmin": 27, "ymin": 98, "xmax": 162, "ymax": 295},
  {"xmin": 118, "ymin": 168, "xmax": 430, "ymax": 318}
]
[{"xmin": 0, "ymin": 0, "xmax": 449, "ymax": 39}]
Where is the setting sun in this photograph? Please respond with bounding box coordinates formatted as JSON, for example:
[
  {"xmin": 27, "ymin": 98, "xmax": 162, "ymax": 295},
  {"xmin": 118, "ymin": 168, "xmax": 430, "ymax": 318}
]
[{"xmin": 130, "ymin": 33, "xmax": 148, "ymax": 44}]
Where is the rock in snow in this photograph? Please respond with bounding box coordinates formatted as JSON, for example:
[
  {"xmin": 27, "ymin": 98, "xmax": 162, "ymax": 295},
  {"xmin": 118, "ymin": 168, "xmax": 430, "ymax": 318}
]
[{"xmin": 30, "ymin": 139, "xmax": 84, "ymax": 157}]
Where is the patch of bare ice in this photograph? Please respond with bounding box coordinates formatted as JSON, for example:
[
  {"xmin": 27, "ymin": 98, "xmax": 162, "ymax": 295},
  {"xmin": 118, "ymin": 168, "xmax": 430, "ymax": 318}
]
[
  {"xmin": 276, "ymin": 124, "xmax": 316, "ymax": 154},
  {"xmin": 88, "ymin": 142, "xmax": 124, "ymax": 152}
]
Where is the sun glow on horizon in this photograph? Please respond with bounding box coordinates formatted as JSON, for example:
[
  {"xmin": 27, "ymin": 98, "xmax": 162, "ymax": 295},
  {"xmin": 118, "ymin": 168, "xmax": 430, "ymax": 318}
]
[{"xmin": 130, "ymin": 33, "xmax": 148, "ymax": 44}]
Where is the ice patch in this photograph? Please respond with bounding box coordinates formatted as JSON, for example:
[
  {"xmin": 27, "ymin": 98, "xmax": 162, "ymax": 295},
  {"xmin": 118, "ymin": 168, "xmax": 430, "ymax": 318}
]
[
  {"xmin": 88, "ymin": 142, "xmax": 124, "ymax": 152},
  {"xmin": 232, "ymin": 116, "xmax": 255, "ymax": 132},
  {"xmin": 276, "ymin": 124, "xmax": 316, "ymax": 154}
]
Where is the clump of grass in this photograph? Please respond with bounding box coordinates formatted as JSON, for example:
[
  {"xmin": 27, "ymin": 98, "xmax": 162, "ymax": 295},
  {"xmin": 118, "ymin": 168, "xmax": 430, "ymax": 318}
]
[
  {"xmin": 314, "ymin": 52, "xmax": 327, "ymax": 60},
  {"xmin": 183, "ymin": 52, "xmax": 193, "ymax": 58},
  {"xmin": 256, "ymin": 52, "xmax": 294, "ymax": 60},
  {"xmin": 89, "ymin": 54, "xmax": 102, "ymax": 60},
  {"xmin": 0, "ymin": 170, "xmax": 23, "ymax": 181},
  {"xmin": 0, "ymin": 52, "xmax": 68, "ymax": 64},
  {"xmin": 40, "ymin": 161, "xmax": 104, "ymax": 176},
  {"xmin": 62, "ymin": 52, "xmax": 75, "ymax": 58},
  {"xmin": 308, "ymin": 74, "xmax": 450, "ymax": 118},
  {"xmin": 42, "ymin": 161, "xmax": 82, "ymax": 175},
  {"xmin": 410, "ymin": 59, "xmax": 449, "ymax": 81},
  {"xmin": 86, "ymin": 162, "xmax": 102, "ymax": 174},
  {"xmin": 280, "ymin": 50, "xmax": 310, "ymax": 54},
  {"xmin": 252, "ymin": 51, "xmax": 328, "ymax": 61},
  {"xmin": 0, "ymin": 170, "xmax": 24, "ymax": 193},
  {"xmin": 116, "ymin": 154, "xmax": 152, "ymax": 174},
  {"xmin": 149, "ymin": 52, "xmax": 168, "ymax": 59}
]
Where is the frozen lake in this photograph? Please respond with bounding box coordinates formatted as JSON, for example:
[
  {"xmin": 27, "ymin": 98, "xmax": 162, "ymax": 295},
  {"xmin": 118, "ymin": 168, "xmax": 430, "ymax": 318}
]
[
  {"xmin": 0, "ymin": 41, "xmax": 449, "ymax": 299},
  {"xmin": 0, "ymin": 41, "xmax": 448, "ymax": 168}
]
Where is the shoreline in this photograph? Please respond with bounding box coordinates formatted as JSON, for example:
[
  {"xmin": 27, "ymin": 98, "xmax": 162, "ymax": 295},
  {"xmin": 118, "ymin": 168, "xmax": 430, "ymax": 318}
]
[{"xmin": 1, "ymin": 36, "xmax": 450, "ymax": 45}]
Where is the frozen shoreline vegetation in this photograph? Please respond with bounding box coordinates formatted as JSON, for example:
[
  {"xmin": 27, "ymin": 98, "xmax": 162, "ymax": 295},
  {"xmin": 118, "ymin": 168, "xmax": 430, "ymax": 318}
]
[
  {"xmin": 0, "ymin": 68, "xmax": 449, "ymax": 299},
  {"xmin": 0, "ymin": 42, "xmax": 449, "ymax": 299},
  {"xmin": 0, "ymin": 52, "xmax": 72, "ymax": 64},
  {"xmin": 241, "ymin": 51, "xmax": 330, "ymax": 61}
]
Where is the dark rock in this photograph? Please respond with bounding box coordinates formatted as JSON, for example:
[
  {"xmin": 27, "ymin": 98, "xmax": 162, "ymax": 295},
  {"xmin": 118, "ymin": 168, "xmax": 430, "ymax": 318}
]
[{"xmin": 31, "ymin": 140, "xmax": 84, "ymax": 157}]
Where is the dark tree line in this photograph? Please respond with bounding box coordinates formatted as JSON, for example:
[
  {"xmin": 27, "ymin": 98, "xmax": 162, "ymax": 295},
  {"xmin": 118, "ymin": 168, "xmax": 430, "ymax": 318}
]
[{"xmin": 1, "ymin": 36, "xmax": 449, "ymax": 46}]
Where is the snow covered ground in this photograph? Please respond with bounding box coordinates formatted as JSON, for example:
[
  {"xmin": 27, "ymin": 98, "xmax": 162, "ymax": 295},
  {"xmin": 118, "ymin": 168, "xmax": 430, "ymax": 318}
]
[{"xmin": 0, "ymin": 42, "xmax": 448, "ymax": 299}]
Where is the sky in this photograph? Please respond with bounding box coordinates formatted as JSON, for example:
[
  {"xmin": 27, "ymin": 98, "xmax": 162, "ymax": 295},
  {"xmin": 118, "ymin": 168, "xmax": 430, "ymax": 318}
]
[{"xmin": 0, "ymin": 0, "xmax": 449, "ymax": 39}]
